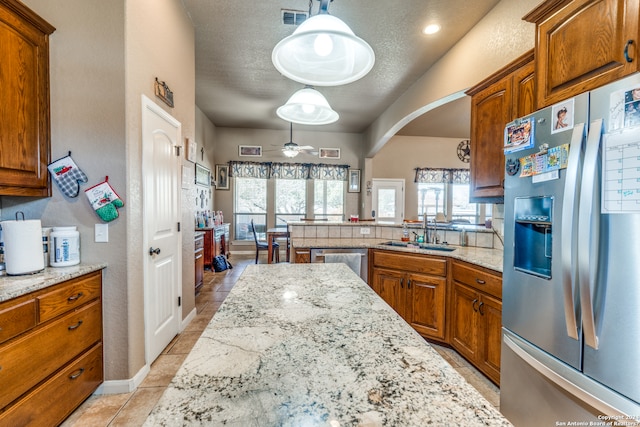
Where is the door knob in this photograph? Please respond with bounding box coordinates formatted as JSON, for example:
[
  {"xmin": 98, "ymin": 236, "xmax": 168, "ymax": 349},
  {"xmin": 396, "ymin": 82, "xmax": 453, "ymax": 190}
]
[{"xmin": 149, "ymin": 247, "xmax": 161, "ymax": 256}]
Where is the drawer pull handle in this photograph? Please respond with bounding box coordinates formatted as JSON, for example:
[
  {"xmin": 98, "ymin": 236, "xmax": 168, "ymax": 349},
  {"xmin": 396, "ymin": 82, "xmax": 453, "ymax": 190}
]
[
  {"xmin": 472, "ymin": 298, "xmax": 479, "ymax": 312},
  {"xmin": 407, "ymin": 279, "xmax": 411, "ymax": 289},
  {"xmin": 478, "ymin": 301, "xmax": 485, "ymax": 315},
  {"xmin": 475, "ymin": 278, "xmax": 486, "ymax": 285},
  {"xmin": 400, "ymin": 278, "xmax": 404, "ymax": 288},
  {"xmin": 68, "ymin": 320, "xmax": 83, "ymax": 330},
  {"xmin": 69, "ymin": 368, "xmax": 85, "ymax": 380},
  {"xmin": 68, "ymin": 292, "xmax": 84, "ymax": 302}
]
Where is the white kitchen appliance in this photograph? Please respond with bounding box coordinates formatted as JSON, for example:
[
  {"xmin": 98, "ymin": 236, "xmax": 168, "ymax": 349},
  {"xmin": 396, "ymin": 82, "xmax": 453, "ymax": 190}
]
[{"xmin": 1, "ymin": 214, "xmax": 45, "ymax": 275}]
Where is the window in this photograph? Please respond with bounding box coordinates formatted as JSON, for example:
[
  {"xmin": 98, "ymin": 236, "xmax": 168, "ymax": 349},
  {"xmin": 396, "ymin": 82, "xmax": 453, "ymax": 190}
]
[
  {"xmin": 418, "ymin": 183, "xmax": 487, "ymax": 224},
  {"xmin": 314, "ymin": 180, "xmax": 344, "ymax": 221},
  {"xmin": 234, "ymin": 177, "xmax": 267, "ymax": 240},
  {"xmin": 275, "ymin": 179, "xmax": 306, "ymax": 226}
]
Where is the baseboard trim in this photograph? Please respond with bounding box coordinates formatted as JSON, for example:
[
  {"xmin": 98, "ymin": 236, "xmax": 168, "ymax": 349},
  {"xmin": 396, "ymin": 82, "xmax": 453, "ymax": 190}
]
[
  {"xmin": 94, "ymin": 363, "xmax": 150, "ymax": 395},
  {"xmin": 181, "ymin": 307, "xmax": 197, "ymax": 331}
]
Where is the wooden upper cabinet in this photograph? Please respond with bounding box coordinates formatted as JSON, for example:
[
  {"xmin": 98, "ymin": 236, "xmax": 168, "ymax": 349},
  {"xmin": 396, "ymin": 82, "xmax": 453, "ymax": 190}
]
[
  {"xmin": 525, "ymin": 0, "xmax": 640, "ymax": 108},
  {"xmin": 0, "ymin": 0, "xmax": 55, "ymax": 196},
  {"xmin": 466, "ymin": 50, "xmax": 535, "ymax": 200}
]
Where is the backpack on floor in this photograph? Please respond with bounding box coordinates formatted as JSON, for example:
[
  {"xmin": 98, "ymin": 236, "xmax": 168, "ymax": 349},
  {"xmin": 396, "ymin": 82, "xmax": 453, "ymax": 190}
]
[{"xmin": 212, "ymin": 255, "xmax": 232, "ymax": 272}]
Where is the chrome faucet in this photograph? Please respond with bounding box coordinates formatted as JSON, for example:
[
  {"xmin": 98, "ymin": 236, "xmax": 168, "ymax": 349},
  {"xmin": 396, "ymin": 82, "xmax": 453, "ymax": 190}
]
[{"xmin": 422, "ymin": 214, "xmax": 438, "ymax": 244}]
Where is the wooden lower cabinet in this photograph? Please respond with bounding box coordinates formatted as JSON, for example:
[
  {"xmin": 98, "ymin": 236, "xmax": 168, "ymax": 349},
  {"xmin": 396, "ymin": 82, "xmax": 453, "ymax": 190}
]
[
  {"xmin": 293, "ymin": 247, "xmax": 310, "ymax": 263},
  {"xmin": 0, "ymin": 270, "xmax": 104, "ymax": 425},
  {"xmin": 195, "ymin": 233, "xmax": 204, "ymax": 294},
  {"xmin": 371, "ymin": 251, "xmax": 447, "ymax": 341},
  {"xmin": 369, "ymin": 250, "xmax": 503, "ymax": 385},
  {"xmin": 450, "ymin": 260, "xmax": 502, "ymax": 385}
]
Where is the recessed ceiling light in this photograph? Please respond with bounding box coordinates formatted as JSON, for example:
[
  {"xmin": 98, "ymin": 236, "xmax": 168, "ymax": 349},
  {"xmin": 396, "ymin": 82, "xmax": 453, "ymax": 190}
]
[{"xmin": 423, "ymin": 24, "xmax": 441, "ymax": 35}]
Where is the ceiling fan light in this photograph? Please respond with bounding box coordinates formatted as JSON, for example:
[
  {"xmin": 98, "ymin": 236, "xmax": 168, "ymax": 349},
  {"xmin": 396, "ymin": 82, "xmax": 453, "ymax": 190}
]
[
  {"xmin": 276, "ymin": 87, "xmax": 339, "ymax": 125},
  {"xmin": 282, "ymin": 147, "xmax": 299, "ymax": 158},
  {"xmin": 272, "ymin": 14, "xmax": 375, "ymax": 86}
]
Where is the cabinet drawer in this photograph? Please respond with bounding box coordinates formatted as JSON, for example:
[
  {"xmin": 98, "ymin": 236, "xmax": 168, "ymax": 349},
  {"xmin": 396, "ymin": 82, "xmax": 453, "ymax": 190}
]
[
  {"xmin": 452, "ymin": 261, "xmax": 501, "ymax": 299},
  {"xmin": 0, "ymin": 299, "xmax": 36, "ymax": 344},
  {"xmin": 0, "ymin": 343, "xmax": 103, "ymax": 427},
  {"xmin": 195, "ymin": 235, "xmax": 204, "ymax": 251},
  {"xmin": 0, "ymin": 299, "xmax": 102, "ymax": 409},
  {"xmin": 373, "ymin": 250, "xmax": 447, "ymax": 276},
  {"xmin": 38, "ymin": 270, "xmax": 101, "ymax": 323}
]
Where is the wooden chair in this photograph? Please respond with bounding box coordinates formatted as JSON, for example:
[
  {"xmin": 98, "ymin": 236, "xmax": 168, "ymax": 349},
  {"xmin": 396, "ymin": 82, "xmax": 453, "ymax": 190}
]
[{"xmin": 250, "ymin": 219, "xmax": 279, "ymax": 264}]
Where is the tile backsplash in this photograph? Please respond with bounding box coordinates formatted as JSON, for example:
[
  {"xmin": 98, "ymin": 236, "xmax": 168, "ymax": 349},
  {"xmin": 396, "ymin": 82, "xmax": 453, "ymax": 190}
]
[{"xmin": 290, "ymin": 223, "xmax": 502, "ymax": 249}]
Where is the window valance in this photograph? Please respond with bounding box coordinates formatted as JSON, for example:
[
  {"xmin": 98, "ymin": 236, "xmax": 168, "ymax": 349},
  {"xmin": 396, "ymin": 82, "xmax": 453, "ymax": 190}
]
[
  {"xmin": 230, "ymin": 161, "xmax": 349, "ymax": 181},
  {"xmin": 414, "ymin": 168, "xmax": 470, "ymax": 184}
]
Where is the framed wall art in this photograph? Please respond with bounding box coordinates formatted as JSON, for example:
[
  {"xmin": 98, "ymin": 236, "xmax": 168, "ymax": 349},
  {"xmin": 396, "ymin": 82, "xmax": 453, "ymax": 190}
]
[
  {"xmin": 348, "ymin": 169, "xmax": 360, "ymax": 193},
  {"xmin": 185, "ymin": 138, "xmax": 197, "ymax": 163},
  {"xmin": 238, "ymin": 145, "xmax": 262, "ymax": 157},
  {"xmin": 215, "ymin": 164, "xmax": 230, "ymax": 190},
  {"xmin": 195, "ymin": 163, "xmax": 211, "ymax": 187},
  {"xmin": 319, "ymin": 148, "xmax": 340, "ymax": 159}
]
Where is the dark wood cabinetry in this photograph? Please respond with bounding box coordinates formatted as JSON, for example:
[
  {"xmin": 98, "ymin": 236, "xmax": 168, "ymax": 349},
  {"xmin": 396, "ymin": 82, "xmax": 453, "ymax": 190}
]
[
  {"xmin": 195, "ymin": 232, "xmax": 204, "ymax": 294},
  {"xmin": 0, "ymin": 270, "xmax": 104, "ymax": 425},
  {"xmin": 197, "ymin": 224, "xmax": 229, "ymax": 270},
  {"xmin": 371, "ymin": 250, "xmax": 448, "ymax": 342},
  {"xmin": 450, "ymin": 260, "xmax": 502, "ymax": 384},
  {"xmin": 466, "ymin": 50, "xmax": 535, "ymax": 200},
  {"xmin": 0, "ymin": 0, "xmax": 55, "ymax": 196},
  {"xmin": 525, "ymin": 0, "xmax": 640, "ymax": 109}
]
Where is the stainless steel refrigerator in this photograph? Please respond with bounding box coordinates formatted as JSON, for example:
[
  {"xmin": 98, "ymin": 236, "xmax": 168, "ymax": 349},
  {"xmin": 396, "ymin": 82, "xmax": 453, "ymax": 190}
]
[{"xmin": 501, "ymin": 73, "xmax": 640, "ymax": 426}]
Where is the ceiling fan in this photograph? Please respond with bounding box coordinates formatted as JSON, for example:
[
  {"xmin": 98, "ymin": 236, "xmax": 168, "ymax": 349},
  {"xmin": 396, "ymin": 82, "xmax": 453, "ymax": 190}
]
[{"xmin": 280, "ymin": 122, "xmax": 317, "ymax": 158}]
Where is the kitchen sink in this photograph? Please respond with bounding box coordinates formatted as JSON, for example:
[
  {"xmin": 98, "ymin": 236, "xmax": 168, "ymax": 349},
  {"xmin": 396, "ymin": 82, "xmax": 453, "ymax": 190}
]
[{"xmin": 380, "ymin": 241, "xmax": 456, "ymax": 252}]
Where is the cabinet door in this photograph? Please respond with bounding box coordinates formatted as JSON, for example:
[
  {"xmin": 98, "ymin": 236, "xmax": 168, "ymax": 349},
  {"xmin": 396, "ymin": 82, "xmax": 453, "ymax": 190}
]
[
  {"xmin": 450, "ymin": 283, "xmax": 479, "ymax": 363},
  {"xmin": 0, "ymin": 2, "xmax": 54, "ymax": 196},
  {"xmin": 371, "ymin": 267, "xmax": 407, "ymax": 319},
  {"xmin": 478, "ymin": 294, "xmax": 502, "ymax": 384},
  {"xmin": 195, "ymin": 250, "xmax": 204, "ymax": 293},
  {"xmin": 512, "ymin": 59, "xmax": 536, "ymax": 118},
  {"xmin": 469, "ymin": 78, "xmax": 512, "ymax": 199},
  {"xmin": 530, "ymin": 0, "xmax": 640, "ymax": 107},
  {"xmin": 293, "ymin": 248, "xmax": 310, "ymax": 263},
  {"xmin": 407, "ymin": 273, "xmax": 446, "ymax": 340}
]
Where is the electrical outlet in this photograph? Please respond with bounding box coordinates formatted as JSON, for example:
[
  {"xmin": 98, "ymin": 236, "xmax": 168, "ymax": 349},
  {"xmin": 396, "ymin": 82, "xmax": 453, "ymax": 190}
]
[
  {"xmin": 360, "ymin": 227, "xmax": 370, "ymax": 235},
  {"xmin": 95, "ymin": 223, "xmax": 109, "ymax": 243}
]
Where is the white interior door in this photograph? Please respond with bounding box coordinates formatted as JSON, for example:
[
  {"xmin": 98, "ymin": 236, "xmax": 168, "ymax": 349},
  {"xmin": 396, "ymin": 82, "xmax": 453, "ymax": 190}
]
[
  {"xmin": 142, "ymin": 95, "xmax": 182, "ymax": 364},
  {"xmin": 372, "ymin": 179, "xmax": 405, "ymax": 223}
]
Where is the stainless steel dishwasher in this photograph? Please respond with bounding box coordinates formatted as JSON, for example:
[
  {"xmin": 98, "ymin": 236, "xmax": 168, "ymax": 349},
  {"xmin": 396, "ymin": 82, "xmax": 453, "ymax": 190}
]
[{"xmin": 310, "ymin": 248, "xmax": 368, "ymax": 282}]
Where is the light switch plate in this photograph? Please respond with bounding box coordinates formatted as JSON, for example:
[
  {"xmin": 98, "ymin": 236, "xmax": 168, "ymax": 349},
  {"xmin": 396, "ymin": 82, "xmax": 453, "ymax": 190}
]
[
  {"xmin": 360, "ymin": 227, "xmax": 370, "ymax": 235},
  {"xmin": 95, "ymin": 223, "xmax": 109, "ymax": 242}
]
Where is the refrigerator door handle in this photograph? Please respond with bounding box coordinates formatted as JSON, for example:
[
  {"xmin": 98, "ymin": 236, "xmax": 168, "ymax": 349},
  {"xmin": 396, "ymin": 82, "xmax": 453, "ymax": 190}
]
[
  {"xmin": 578, "ymin": 119, "xmax": 603, "ymax": 350},
  {"xmin": 560, "ymin": 123, "xmax": 585, "ymax": 340},
  {"xmin": 503, "ymin": 332, "xmax": 633, "ymax": 418}
]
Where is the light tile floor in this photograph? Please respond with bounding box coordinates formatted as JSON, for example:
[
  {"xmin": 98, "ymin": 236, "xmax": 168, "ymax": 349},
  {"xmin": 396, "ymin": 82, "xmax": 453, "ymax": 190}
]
[{"xmin": 62, "ymin": 254, "xmax": 499, "ymax": 426}]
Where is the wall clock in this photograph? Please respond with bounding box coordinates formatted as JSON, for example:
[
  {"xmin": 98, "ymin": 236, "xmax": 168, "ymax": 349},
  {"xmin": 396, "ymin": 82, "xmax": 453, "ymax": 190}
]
[{"xmin": 457, "ymin": 140, "xmax": 470, "ymax": 163}]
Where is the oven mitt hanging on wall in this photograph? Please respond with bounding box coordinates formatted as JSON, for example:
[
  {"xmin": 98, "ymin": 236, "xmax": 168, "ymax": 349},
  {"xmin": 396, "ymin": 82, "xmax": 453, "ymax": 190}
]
[
  {"xmin": 84, "ymin": 177, "xmax": 124, "ymax": 222},
  {"xmin": 47, "ymin": 153, "xmax": 88, "ymax": 198}
]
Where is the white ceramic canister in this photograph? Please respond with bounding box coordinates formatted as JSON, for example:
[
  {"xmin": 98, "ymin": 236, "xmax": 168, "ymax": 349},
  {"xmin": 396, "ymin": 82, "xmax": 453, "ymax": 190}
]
[
  {"xmin": 1, "ymin": 219, "xmax": 45, "ymax": 275},
  {"xmin": 50, "ymin": 226, "xmax": 80, "ymax": 267}
]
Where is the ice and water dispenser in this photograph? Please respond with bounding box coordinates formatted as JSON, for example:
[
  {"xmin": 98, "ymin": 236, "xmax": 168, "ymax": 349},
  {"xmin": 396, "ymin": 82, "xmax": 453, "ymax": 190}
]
[{"xmin": 513, "ymin": 196, "xmax": 553, "ymax": 279}]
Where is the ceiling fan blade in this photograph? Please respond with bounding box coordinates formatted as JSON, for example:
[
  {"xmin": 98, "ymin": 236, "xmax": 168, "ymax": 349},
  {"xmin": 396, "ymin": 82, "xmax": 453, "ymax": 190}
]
[{"xmin": 298, "ymin": 145, "xmax": 315, "ymax": 150}]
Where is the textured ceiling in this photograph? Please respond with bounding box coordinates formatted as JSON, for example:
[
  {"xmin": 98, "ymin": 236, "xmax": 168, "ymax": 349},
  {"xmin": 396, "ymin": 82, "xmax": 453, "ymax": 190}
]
[{"xmin": 181, "ymin": 0, "xmax": 500, "ymax": 137}]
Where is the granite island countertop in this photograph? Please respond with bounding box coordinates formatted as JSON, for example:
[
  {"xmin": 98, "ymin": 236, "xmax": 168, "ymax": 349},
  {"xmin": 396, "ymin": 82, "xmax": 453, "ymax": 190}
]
[
  {"xmin": 0, "ymin": 263, "xmax": 107, "ymax": 303},
  {"xmin": 291, "ymin": 238, "xmax": 504, "ymax": 272},
  {"xmin": 145, "ymin": 263, "xmax": 511, "ymax": 426}
]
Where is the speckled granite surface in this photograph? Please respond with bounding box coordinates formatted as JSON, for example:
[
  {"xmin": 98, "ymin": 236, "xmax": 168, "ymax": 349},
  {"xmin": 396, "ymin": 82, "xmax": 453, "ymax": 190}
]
[
  {"xmin": 291, "ymin": 238, "xmax": 504, "ymax": 272},
  {"xmin": 0, "ymin": 263, "xmax": 106, "ymax": 303},
  {"xmin": 145, "ymin": 264, "xmax": 511, "ymax": 427}
]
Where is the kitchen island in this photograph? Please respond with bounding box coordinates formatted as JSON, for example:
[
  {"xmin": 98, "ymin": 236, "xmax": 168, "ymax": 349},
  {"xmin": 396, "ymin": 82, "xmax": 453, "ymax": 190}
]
[{"xmin": 145, "ymin": 263, "xmax": 510, "ymax": 426}]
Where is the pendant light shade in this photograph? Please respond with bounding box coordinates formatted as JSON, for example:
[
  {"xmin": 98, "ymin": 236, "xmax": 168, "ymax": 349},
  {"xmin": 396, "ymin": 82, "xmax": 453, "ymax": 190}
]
[
  {"xmin": 272, "ymin": 13, "xmax": 375, "ymax": 86},
  {"xmin": 277, "ymin": 87, "xmax": 339, "ymax": 125},
  {"xmin": 282, "ymin": 143, "xmax": 299, "ymax": 158}
]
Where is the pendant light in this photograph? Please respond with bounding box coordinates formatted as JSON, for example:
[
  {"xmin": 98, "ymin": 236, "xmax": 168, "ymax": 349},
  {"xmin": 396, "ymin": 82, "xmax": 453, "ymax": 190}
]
[
  {"xmin": 272, "ymin": 0, "xmax": 375, "ymax": 86},
  {"xmin": 277, "ymin": 86, "xmax": 339, "ymax": 125}
]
